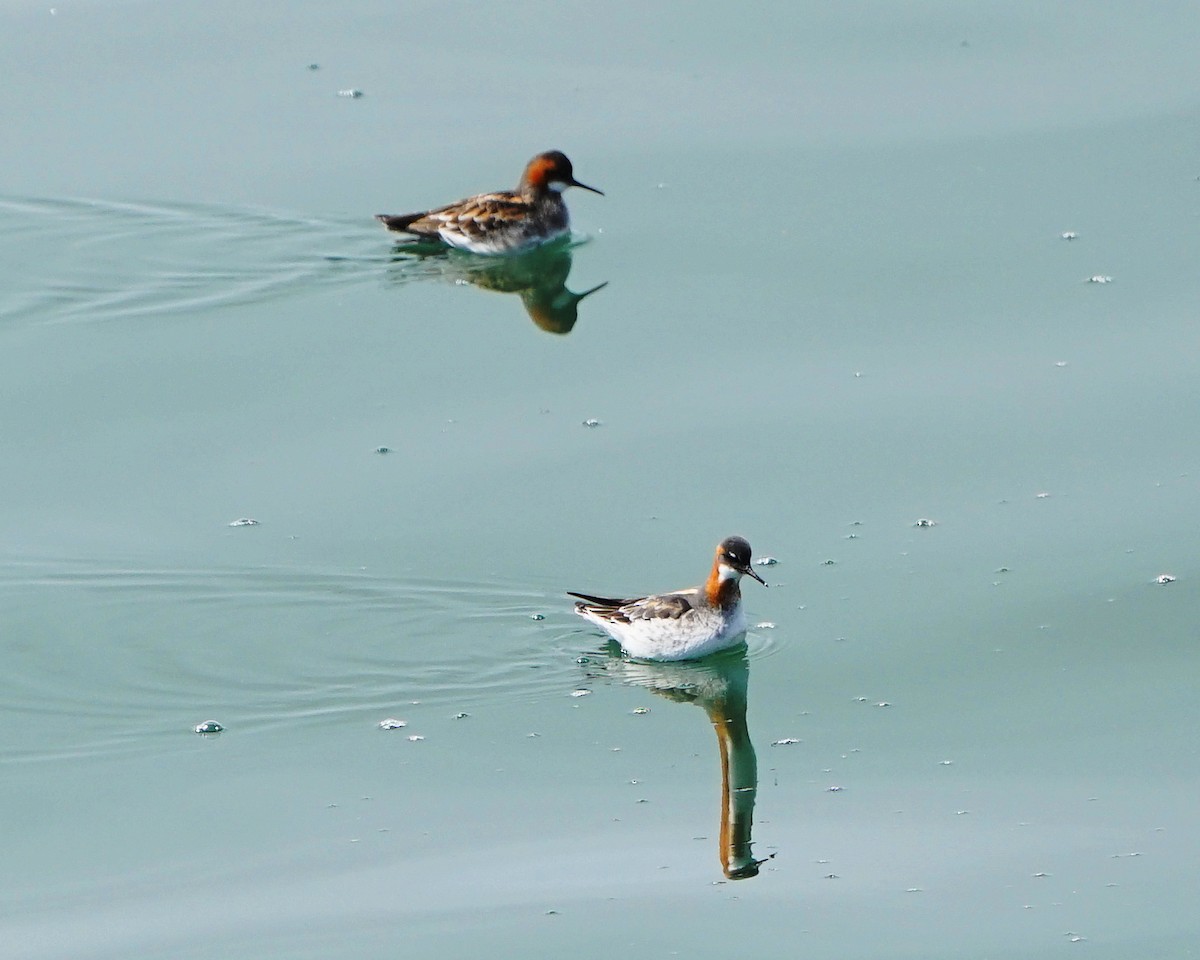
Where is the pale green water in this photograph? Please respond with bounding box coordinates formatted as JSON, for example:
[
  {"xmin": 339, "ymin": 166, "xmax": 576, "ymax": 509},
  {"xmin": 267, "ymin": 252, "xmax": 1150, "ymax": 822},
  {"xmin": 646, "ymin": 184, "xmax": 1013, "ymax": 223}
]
[{"xmin": 3, "ymin": 2, "xmax": 1200, "ymax": 958}]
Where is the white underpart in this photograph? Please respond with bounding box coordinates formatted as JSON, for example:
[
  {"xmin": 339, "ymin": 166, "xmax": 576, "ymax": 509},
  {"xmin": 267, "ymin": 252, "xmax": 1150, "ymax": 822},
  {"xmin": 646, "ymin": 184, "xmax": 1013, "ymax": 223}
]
[
  {"xmin": 717, "ymin": 562, "xmax": 741, "ymax": 581},
  {"xmin": 576, "ymin": 586, "xmax": 748, "ymax": 662},
  {"xmin": 436, "ymin": 220, "xmax": 568, "ymax": 256},
  {"xmin": 547, "ymin": 180, "xmax": 569, "ymax": 193}
]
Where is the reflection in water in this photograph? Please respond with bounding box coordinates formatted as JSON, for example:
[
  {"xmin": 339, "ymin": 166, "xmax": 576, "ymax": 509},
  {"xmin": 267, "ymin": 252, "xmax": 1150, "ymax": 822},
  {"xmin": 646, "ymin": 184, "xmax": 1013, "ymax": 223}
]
[
  {"xmin": 590, "ymin": 646, "xmax": 768, "ymax": 879},
  {"xmin": 386, "ymin": 240, "xmax": 607, "ymax": 334},
  {"xmin": 0, "ymin": 194, "xmax": 605, "ymax": 333}
]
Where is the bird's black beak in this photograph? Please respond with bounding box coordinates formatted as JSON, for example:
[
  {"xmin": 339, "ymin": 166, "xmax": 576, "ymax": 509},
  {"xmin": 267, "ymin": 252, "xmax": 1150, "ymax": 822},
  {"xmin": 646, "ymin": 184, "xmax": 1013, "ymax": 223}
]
[
  {"xmin": 570, "ymin": 178, "xmax": 604, "ymax": 196},
  {"xmin": 744, "ymin": 565, "xmax": 767, "ymax": 587}
]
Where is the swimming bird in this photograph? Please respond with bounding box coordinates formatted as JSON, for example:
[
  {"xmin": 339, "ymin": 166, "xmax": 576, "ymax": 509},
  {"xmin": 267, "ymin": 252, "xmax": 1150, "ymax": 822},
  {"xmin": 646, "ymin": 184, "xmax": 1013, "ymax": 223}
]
[
  {"xmin": 376, "ymin": 150, "xmax": 603, "ymax": 255},
  {"xmin": 569, "ymin": 536, "xmax": 768, "ymax": 661}
]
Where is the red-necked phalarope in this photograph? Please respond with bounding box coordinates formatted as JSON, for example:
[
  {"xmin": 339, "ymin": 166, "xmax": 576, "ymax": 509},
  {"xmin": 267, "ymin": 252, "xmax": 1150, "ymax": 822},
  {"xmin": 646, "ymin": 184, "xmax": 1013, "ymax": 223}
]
[
  {"xmin": 376, "ymin": 151, "xmax": 603, "ymax": 255},
  {"xmin": 569, "ymin": 536, "xmax": 768, "ymax": 661}
]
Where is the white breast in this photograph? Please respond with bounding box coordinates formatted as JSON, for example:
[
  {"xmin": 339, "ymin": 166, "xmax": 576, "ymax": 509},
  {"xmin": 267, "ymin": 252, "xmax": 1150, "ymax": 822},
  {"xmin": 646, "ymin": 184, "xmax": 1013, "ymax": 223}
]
[{"xmin": 587, "ymin": 601, "xmax": 747, "ymax": 662}]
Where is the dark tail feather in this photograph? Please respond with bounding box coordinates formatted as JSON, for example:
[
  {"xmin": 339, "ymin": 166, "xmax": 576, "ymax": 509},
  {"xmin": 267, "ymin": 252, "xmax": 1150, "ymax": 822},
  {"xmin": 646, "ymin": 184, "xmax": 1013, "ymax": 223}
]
[
  {"xmin": 568, "ymin": 591, "xmax": 630, "ymax": 608},
  {"xmin": 375, "ymin": 212, "xmax": 427, "ymax": 233}
]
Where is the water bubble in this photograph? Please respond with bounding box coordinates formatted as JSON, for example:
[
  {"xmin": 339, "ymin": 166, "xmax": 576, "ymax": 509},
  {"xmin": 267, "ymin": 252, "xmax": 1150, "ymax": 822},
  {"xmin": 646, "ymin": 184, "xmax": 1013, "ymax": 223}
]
[
  {"xmin": 754, "ymin": 621, "xmax": 775, "ymax": 630},
  {"xmin": 308, "ymin": 63, "xmax": 320, "ymax": 71},
  {"xmin": 582, "ymin": 418, "xmax": 602, "ymax": 428},
  {"xmin": 375, "ymin": 446, "xmax": 391, "ymax": 454},
  {"xmin": 529, "ymin": 613, "xmax": 545, "ymax": 621},
  {"xmin": 1060, "ymin": 231, "xmax": 1078, "ymax": 240},
  {"xmin": 1155, "ymin": 574, "xmax": 1176, "ymax": 584},
  {"xmin": 913, "ymin": 518, "xmax": 937, "ymax": 527},
  {"xmin": 771, "ymin": 738, "xmax": 801, "ymax": 746},
  {"xmin": 194, "ymin": 720, "xmax": 223, "ymax": 735},
  {"xmin": 337, "ymin": 88, "xmax": 364, "ymax": 98},
  {"xmin": 755, "ymin": 556, "xmax": 778, "ymax": 566},
  {"xmin": 228, "ymin": 518, "xmax": 259, "ymax": 527},
  {"xmin": 1087, "ymin": 274, "xmax": 1112, "ymax": 284},
  {"xmin": 407, "ymin": 735, "xmax": 425, "ymax": 742},
  {"xmin": 631, "ymin": 707, "xmax": 650, "ymax": 715},
  {"xmin": 822, "ymin": 559, "xmax": 837, "ymax": 566},
  {"xmin": 378, "ymin": 718, "xmax": 407, "ymax": 730},
  {"xmin": 570, "ymin": 689, "xmax": 591, "ymax": 698},
  {"xmin": 826, "ymin": 785, "xmax": 844, "ymax": 792},
  {"xmin": 453, "ymin": 712, "xmax": 469, "ymax": 720}
]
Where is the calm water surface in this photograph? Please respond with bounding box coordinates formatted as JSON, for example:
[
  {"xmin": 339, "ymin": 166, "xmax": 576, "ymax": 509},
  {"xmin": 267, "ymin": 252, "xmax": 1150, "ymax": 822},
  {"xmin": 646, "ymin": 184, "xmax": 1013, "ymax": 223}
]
[{"xmin": 3, "ymin": 2, "xmax": 1199, "ymax": 958}]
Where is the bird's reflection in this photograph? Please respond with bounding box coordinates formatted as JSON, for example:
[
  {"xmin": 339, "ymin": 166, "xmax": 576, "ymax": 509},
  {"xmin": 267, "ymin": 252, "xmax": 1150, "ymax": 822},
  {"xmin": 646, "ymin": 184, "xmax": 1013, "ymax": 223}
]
[
  {"xmin": 587, "ymin": 645, "xmax": 768, "ymax": 879},
  {"xmin": 385, "ymin": 240, "xmax": 607, "ymax": 334}
]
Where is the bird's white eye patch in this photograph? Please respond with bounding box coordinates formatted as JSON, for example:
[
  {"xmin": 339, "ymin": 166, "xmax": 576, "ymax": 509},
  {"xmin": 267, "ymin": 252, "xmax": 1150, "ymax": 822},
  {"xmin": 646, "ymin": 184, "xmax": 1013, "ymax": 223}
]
[{"xmin": 547, "ymin": 180, "xmax": 569, "ymax": 193}]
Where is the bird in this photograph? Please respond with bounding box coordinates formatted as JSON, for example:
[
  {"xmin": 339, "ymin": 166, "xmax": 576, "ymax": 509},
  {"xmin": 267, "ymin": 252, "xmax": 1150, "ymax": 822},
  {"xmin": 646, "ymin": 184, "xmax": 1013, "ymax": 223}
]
[
  {"xmin": 375, "ymin": 150, "xmax": 603, "ymax": 255},
  {"xmin": 569, "ymin": 536, "xmax": 768, "ymax": 661}
]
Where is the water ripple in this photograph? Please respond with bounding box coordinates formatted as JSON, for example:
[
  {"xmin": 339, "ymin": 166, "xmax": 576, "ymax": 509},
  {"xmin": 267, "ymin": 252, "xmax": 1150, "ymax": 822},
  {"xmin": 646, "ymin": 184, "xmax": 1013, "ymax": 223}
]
[
  {"xmin": 0, "ymin": 559, "xmax": 583, "ymax": 763},
  {"xmin": 0, "ymin": 195, "xmax": 382, "ymax": 326}
]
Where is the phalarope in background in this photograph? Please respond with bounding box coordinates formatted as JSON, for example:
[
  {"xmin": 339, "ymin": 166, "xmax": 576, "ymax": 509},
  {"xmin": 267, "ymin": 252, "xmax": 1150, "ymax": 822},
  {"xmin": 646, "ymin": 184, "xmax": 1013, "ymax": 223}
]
[{"xmin": 376, "ymin": 150, "xmax": 602, "ymax": 255}]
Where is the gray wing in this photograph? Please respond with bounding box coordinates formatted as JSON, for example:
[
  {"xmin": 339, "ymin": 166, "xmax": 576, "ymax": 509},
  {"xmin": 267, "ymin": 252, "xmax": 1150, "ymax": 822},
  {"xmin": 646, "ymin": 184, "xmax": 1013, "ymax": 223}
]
[
  {"xmin": 568, "ymin": 591, "xmax": 694, "ymax": 624},
  {"xmin": 376, "ymin": 191, "xmax": 527, "ymax": 239}
]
